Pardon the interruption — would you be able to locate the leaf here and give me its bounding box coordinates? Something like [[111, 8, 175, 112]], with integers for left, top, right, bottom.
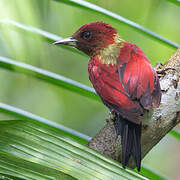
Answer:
[[55, 0, 179, 49], [0, 173, 26, 180], [141, 165, 168, 180], [167, 0, 180, 6], [0, 120, 149, 180], [0, 102, 90, 144], [0, 56, 99, 102], [0, 103, 168, 180], [169, 129, 180, 140], [0, 151, 76, 180], [0, 19, 85, 57]]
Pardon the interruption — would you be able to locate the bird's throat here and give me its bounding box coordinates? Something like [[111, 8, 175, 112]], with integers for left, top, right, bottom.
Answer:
[[94, 35, 124, 65]]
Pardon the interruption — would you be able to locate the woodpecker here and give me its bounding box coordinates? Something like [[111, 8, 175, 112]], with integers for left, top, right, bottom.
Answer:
[[54, 22, 161, 171]]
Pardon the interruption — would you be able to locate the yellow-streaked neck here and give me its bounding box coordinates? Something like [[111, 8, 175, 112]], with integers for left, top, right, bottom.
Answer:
[[95, 34, 125, 65]]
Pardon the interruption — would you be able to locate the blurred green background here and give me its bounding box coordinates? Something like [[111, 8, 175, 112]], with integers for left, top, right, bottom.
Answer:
[[0, 0, 179, 179]]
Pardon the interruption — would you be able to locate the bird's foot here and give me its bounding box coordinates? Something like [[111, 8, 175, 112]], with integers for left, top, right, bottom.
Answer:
[[114, 114, 121, 137], [154, 62, 163, 72], [106, 111, 120, 137], [153, 62, 175, 78], [106, 110, 116, 123]]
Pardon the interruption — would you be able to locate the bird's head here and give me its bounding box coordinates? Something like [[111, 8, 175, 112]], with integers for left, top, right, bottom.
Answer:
[[54, 22, 123, 57]]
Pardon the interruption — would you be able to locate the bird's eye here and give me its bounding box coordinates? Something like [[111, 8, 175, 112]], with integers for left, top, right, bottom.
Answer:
[[81, 31, 92, 40]]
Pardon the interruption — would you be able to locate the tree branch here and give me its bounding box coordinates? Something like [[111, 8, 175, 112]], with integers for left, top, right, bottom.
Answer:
[[88, 48, 180, 169]]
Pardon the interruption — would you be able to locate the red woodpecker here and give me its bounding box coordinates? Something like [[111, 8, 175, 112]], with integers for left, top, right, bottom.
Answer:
[[54, 22, 161, 171]]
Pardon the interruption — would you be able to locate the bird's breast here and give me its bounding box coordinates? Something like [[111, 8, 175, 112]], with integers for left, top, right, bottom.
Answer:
[[88, 58, 119, 90]]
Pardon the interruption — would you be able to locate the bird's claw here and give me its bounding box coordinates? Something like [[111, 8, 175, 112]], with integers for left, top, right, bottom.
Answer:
[[106, 110, 116, 123], [154, 62, 163, 71]]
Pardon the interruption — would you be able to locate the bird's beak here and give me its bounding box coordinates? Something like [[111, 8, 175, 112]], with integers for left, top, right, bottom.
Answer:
[[53, 37, 77, 47]]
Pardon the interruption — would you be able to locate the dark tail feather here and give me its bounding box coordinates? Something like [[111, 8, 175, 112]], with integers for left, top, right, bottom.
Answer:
[[115, 115, 142, 171]]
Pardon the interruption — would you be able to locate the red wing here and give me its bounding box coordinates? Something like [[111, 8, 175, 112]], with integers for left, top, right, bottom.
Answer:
[[97, 71, 137, 110], [118, 46, 157, 109], [94, 68, 143, 123]]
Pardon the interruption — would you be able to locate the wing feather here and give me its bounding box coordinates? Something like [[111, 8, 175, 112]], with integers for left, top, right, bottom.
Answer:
[[118, 44, 156, 104]]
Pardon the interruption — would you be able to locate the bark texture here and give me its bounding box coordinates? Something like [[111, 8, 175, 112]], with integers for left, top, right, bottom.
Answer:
[[88, 48, 180, 168]]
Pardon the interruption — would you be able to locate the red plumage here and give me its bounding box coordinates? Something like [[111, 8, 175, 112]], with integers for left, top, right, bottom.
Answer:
[[54, 22, 161, 171], [88, 42, 160, 124]]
